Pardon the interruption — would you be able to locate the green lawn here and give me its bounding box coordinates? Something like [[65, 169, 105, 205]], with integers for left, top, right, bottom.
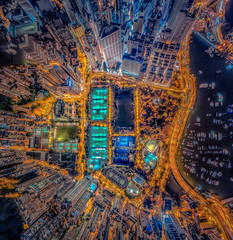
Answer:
[[56, 126, 77, 142]]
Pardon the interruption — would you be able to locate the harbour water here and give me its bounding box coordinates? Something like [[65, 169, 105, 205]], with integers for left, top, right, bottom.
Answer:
[[177, 34, 233, 200], [225, 0, 233, 28]]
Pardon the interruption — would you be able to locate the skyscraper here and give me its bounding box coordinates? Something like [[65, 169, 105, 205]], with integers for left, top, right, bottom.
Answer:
[[143, 0, 195, 86], [100, 23, 122, 71]]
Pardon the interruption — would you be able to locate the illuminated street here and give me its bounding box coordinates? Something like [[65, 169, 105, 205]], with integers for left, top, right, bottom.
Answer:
[[0, 0, 233, 239]]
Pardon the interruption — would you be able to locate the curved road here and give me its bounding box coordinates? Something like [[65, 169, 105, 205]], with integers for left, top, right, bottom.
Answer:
[[169, 36, 233, 240]]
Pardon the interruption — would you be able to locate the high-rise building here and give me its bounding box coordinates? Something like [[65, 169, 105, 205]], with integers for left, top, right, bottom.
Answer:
[[100, 23, 122, 71], [163, 214, 185, 240], [36, 0, 55, 12], [0, 110, 34, 149], [0, 67, 32, 100], [9, 4, 38, 38], [122, 33, 144, 77], [143, 0, 195, 86], [122, 56, 142, 76], [20, 35, 49, 66]]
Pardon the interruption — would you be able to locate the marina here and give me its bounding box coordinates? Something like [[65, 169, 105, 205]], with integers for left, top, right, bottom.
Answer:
[[178, 34, 233, 199]]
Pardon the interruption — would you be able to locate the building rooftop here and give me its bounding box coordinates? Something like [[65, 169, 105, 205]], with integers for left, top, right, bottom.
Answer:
[[100, 23, 120, 39]]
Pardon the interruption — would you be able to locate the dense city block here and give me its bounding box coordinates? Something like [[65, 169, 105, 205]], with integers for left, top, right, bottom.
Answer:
[[0, 0, 233, 239]]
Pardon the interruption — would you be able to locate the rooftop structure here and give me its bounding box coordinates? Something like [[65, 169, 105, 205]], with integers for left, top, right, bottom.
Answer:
[[122, 56, 142, 77], [100, 23, 122, 71], [54, 100, 74, 120], [162, 214, 185, 240], [48, 152, 76, 172], [29, 127, 49, 150]]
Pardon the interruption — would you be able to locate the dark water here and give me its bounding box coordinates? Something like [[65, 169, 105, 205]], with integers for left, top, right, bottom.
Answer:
[[114, 88, 134, 131], [225, 0, 233, 28], [178, 34, 233, 200]]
